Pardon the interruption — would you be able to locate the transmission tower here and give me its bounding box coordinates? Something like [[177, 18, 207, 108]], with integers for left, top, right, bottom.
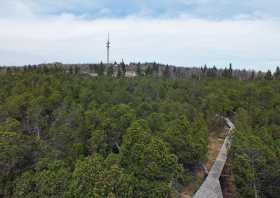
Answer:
[[106, 33, 111, 64]]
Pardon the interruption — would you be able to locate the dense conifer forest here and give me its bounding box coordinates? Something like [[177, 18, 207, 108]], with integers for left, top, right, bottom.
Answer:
[[0, 65, 279, 198]]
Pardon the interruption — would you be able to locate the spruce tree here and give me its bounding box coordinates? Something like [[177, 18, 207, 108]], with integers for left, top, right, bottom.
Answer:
[[163, 65, 170, 78], [265, 70, 273, 80], [274, 66, 280, 80], [120, 60, 126, 77], [107, 65, 114, 77], [136, 62, 142, 76]]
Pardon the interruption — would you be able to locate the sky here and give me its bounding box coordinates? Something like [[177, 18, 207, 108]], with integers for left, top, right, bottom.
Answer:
[[0, 0, 280, 71]]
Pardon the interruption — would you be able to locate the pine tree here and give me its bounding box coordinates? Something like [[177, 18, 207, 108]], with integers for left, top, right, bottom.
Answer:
[[212, 66, 218, 77], [163, 65, 170, 78], [136, 62, 142, 76], [152, 62, 159, 76], [264, 70, 273, 80], [117, 65, 122, 77], [250, 71, 255, 80], [120, 60, 126, 77], [222, 67, 228, 78], [274, 66, 280, 80], [107, 65, 114, 77], [89, 64, 94, 73], [203, 64, 207, 74], [173, 67, 177, 77], [97, 62, 105, 76], [229, 63, 233, 78], [145, 66, 152, 76], [222, 63, 233, 79], [74, 66, 80, 74], [69, 66, 74, 74]]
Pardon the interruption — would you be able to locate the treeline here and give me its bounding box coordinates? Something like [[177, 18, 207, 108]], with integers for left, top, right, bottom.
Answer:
[[1, 62, 280, 80], [0, 66, 279, 197]]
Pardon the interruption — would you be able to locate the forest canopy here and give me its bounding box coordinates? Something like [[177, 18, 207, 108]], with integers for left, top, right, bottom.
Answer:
[[0, 65, 279, 198]]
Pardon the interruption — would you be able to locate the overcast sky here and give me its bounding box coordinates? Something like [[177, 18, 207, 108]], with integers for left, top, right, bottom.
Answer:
[[0, 0, 280, 71]]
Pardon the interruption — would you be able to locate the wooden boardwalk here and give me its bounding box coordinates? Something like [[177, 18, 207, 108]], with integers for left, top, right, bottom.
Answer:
[[193, 118, 235, 198]]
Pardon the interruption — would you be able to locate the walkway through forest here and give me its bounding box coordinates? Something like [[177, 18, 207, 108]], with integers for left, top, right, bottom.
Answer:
[[179, 118, 234, 198]]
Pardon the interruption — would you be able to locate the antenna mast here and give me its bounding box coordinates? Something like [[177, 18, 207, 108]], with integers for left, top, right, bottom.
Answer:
[[106, 33, 111, 64]]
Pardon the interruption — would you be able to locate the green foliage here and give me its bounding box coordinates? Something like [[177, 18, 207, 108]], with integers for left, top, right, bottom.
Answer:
[[13, 160, 71, 198], [231, 108, 280, 197], [145, 66, 152, 76], [0, 118, 21, 132], [117, 61, 126, 77], [107, 65, 114, 76], [274, 66, 280, 80], [90, 104, 136, 157], [1, 66, 279, 197], [163, 65, 171, 78], [0, 131, 40, 197], [120, 120, 183, 197], [96, 62, 105, 76], [264, 70, 273, 80], [163, 115, 207, 168], [136, 62, 143, 76], [66, 155, 127, 198]]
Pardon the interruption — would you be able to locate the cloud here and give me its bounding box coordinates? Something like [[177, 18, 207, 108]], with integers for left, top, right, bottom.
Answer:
[[0, 10, 279, 71], [2, 0, 280, 19], [0, 1, 35, 18]]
